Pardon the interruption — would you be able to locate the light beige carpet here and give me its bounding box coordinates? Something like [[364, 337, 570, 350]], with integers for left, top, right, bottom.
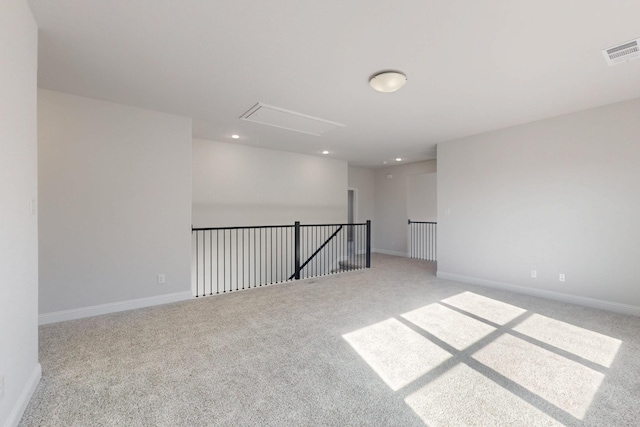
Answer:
[[20, 254, 640, 426]]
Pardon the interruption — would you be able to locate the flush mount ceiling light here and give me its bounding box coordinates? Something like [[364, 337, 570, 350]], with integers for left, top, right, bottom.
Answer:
[[369, 71, 407, 93], [395, 158, 402, 162], [322, 150, 330, 155], [231, 134, 240, 139]]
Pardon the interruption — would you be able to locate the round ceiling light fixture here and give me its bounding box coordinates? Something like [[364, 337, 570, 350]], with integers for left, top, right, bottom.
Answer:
[[369, 71, 407, 93], [231, 134, 240, 139]]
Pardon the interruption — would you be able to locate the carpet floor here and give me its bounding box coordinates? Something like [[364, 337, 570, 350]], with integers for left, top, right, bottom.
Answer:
[[20, 254, 640, 426]]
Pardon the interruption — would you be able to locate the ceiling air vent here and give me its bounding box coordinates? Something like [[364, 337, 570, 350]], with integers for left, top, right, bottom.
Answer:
[[602, 39, 640, 66], [240, 103, 345, 137]]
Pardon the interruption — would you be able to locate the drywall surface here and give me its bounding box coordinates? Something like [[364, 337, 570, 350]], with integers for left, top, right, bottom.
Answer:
[[347, 166, 375, 223], [407, 172, 437, 222], [438, 97, 640, 309], [38, 90, 192, 314], [192, 138, 347, 227], [373, 161, 437, 256], [0, 1, 40, 425]]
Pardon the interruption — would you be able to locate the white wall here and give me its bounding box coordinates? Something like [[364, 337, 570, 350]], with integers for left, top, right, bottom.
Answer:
[[38, 90, 193, 316], [192, 138, 347, 227], [407, 172, 437, 222], [347, 166, 375, 223], [373, 161, 437, 256], [438, 97, 640, 314], [0, 1, 41, 425]]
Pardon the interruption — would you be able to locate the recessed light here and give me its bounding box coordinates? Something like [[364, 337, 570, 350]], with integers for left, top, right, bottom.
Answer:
[[231, 134, 240, 139], [395, 158, 402, 162], [322, 150, 330, 155], [369, 71, 407, 93]]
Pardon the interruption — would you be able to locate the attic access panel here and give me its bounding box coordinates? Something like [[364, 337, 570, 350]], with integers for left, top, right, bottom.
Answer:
[[240, 103, 345, 137]]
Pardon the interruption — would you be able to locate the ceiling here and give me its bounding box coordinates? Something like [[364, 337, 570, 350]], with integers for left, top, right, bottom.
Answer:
[[28, 0, 640, 167]]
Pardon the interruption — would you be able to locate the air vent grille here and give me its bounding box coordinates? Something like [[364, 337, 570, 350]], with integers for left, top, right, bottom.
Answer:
[[602, 39, 640, 66]]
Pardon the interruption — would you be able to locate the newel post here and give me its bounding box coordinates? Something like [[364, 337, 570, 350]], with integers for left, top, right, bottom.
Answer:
[[294, 221, 301, 280], [366, 220, 371, 268]]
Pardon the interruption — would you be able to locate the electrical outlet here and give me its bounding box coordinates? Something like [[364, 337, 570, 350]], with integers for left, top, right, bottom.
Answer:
[[531, 270, 537, 278], [559, 273, 565, 282], [157, 274, 166, 284], [0, 375, 4, 402]]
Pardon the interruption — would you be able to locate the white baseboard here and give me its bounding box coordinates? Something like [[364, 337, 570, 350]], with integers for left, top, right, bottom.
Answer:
[[39, 291, 193, 325], [437, 271, 640, 317], [373, 248, 409, 258], [5, 363, 41, 427]]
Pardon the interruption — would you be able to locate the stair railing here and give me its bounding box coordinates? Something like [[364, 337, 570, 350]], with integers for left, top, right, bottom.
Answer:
[[408, 219, 437, 261], [192, 220, 371, 297]]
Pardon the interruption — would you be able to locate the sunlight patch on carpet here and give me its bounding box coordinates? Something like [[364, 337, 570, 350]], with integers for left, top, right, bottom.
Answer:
[[401, 303, 497, 350], [512, 313, 621, 368], [472, 334, 604, 419], [405, 363, 562, 427], [441, 292, 526, 325], [343, 318, 451, 391]]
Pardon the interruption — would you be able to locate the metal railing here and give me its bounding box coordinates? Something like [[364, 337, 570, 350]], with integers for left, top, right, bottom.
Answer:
[[192, 220, 371, 297], [408, 220, 437, 261]]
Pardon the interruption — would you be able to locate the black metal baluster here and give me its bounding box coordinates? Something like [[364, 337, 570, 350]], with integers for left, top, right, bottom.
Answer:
[[324, 226, 328, 274], [195, 231, 199, 297], [425, 224, 431, 261], [362, 224, 365, 269], [201, 230, 205, 296], [350, 225, 354, 271], [429, 223, 432, 260], [279, 227, 283, 282], [241, 228, 245, 290], [417, 222, 420, 259], [229, 230, 233, 292], [325, 226, 329, 275], [294, 222, 300, 280], [344, 225, 348, 271], [258, 228, 267, 286], [223, 230, 227, 293], [209, 230, 212, 295], [359, 224, 362, 270], [215, 230, 219, 294], [418, 222, 421, 259], [360, 225, 367, 268], [332, 225, 336, 274]]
